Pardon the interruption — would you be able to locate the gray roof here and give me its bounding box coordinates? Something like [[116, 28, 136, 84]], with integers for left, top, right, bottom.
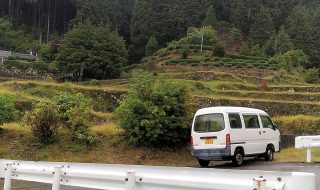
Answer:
[[0, 50, 12, 58]]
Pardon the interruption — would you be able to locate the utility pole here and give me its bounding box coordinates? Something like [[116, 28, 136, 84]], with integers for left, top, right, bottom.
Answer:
[[200, 33, 204, 53]]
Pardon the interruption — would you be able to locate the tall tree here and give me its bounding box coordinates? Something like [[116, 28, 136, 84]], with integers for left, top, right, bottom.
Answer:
[[249, 7, 274, 46], [310, 6, 320, 66], [265, 26, 293, 56], [286, 5, 313, 58], [230, 0, 262, 37], [130, 0, 212, 62], [145, 35, 159, 57], [203, 5, 217, 27], [56, 22, 127, 81]]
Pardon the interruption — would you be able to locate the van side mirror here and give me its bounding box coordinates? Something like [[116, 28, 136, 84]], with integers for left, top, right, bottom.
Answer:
[[272, 124, 278, 131]]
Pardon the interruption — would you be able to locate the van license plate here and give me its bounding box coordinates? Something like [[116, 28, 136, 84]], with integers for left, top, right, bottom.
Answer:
[[205, 139, 214, 144]]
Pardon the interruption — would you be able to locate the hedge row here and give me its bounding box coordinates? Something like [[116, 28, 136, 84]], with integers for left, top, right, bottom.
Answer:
[[225, 54, 268, 61], [4, 60, 48, 71], [164, 59, 279, 69]]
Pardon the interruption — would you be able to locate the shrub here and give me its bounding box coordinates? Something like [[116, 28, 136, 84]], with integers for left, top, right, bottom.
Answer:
[[213, 44, 225, 57], [72, 126, 97, 146], [54, 93, 92, 129], [4, 60, 48, 71], [222, 58, 233, 62], [0, 94, 19, 126], [204, 57, 210, 62], [305, 68, 320, 84], [195, 82, 206, 90], [89, 79, 101, 86], [145, 35, 159, 57], [212, 62, 223, 67], [270, 50, 309, 71], [154, 48, 170, 57], [179, 26, 218, 46], [115, 71, 189, 148], [180, 46, 190, 59], [54, 93, 96, 146], [23, 99, 60, 144], [274, 115, 320, 135]]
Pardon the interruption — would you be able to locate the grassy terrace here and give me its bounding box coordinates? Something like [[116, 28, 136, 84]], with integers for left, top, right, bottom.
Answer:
[[1, 67, 320, 164]]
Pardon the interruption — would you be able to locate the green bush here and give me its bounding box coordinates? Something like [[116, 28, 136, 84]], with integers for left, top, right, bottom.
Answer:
[[4, 60, 48, 71], [180, 46, 190, 59], [54, 93, 92, 129], [169, 59, 200, 64], [89, 79, 102, 86], [23, 99, 60, 144], [212, 62, 223, 67], [0, 94, 19, 126], [305, 68, 320, 84], [154, 48, 170, 57], [145, 35, 159, 57], [54, 93, 96, 146], [222, 58, 233, 62], [270, 50, 309, 71], [225, 54, 265, 61], [179, 26, 218, 46], [115, 71, 189, 148], [274, 115, 320, 135], [213, 44, 225, 57]]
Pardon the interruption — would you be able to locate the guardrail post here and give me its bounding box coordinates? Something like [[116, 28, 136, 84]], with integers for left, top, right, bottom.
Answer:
[[253, 176, 266, 190], [52, 167, 62, 190], [307, 148, 312, 163], [3, 164, 13, 190], [125, 170, 136, 190]]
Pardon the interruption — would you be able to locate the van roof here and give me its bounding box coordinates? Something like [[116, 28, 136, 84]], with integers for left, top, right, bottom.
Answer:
[[195, 106, 268, 115]]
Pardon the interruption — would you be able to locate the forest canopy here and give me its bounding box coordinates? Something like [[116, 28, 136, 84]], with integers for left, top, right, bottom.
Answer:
[[1, 0, 320, 67]]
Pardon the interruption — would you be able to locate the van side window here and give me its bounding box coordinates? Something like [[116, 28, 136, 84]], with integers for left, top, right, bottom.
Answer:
[[228, 114, 242, 129], [243, 115, 260, 129], [260, 115, 274, 129]]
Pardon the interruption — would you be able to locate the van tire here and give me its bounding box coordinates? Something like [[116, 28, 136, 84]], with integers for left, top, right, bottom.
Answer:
[[232, 149, 244, 166], [265, 146, 274, 161], [197, 159, 210, 167]]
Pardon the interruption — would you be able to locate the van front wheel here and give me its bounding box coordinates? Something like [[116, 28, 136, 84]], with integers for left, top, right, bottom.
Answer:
[[197, 159, 210, 167], [265, 146, 274, 161]]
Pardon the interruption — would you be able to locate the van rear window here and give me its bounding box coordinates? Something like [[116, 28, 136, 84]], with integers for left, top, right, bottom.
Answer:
[[194, 114, 225, 132]]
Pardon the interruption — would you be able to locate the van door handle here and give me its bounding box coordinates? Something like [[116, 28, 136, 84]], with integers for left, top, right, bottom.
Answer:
[[263, 131, 266, 133]]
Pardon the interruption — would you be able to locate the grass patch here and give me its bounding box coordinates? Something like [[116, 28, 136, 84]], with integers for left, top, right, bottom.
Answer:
[[275, 148, 320, 163]]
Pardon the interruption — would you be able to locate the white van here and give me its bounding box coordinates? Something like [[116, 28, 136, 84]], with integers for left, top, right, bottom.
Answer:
[[191, 107, 280, 167]]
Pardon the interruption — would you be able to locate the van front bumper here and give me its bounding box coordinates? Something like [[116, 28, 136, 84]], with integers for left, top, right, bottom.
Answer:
[[191, 146, 231, 160]]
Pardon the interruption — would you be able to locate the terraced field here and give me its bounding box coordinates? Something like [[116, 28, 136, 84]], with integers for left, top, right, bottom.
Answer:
[[0, 65, 320, 164]]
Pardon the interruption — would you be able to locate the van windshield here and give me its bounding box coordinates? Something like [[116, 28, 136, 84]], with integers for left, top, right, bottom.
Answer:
[[194, 114, 225, 133]]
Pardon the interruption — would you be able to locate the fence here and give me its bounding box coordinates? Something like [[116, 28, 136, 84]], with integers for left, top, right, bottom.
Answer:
[[295, 135, 320, 163], [0, 160, 316, 190]]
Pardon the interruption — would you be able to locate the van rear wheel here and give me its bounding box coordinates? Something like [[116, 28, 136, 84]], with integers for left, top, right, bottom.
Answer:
[[197, 159, 210, 167], [232, 149, 244, 166]]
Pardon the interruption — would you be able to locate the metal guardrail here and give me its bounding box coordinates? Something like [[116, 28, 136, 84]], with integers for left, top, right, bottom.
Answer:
[[295, 135, 320, 163], [0, 160, 316, 190]]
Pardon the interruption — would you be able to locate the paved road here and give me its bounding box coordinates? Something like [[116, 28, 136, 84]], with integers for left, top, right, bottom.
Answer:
[[1, 159, 319, 190]]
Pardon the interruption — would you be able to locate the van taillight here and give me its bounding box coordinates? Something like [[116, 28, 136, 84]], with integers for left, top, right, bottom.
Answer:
[[226, 134, 231, 145], [190, 136, 193, 145]]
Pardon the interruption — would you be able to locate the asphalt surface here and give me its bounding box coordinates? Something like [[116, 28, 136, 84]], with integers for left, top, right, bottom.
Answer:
[[1, 159, 319, 190]]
